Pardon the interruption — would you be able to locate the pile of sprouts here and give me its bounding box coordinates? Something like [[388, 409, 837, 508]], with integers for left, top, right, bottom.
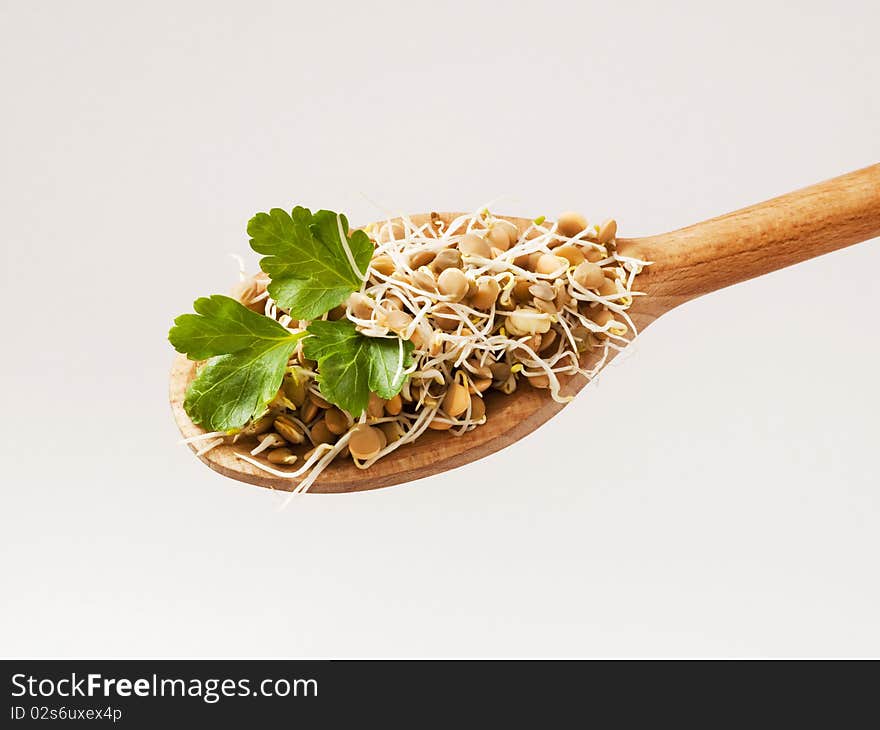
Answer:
[[184, 209, 650, 493]]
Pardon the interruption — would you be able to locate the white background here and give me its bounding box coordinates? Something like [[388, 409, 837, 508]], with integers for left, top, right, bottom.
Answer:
[[2, 0, 878, 657]]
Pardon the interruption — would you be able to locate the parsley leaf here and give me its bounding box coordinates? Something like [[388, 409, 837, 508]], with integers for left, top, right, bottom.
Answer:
[[169, 294, 293, 361], [248, 207, 373, 320], [169, 295, 304, 431], [302, 319, 414, 416]]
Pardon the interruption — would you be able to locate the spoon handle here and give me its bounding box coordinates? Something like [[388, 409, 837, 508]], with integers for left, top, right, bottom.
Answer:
[[620, 163, 880, 313]]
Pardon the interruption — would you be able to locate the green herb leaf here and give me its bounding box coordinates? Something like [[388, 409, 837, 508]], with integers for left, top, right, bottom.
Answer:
[[302, 320, 414, 416], [169, 295, 304, 431], [169, 294, 293, 361], [248, 207, 373, 320], [183, 343, 296, 432]]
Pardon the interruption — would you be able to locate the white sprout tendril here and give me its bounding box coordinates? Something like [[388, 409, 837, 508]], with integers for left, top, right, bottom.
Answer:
[[338, 213, 366, 283]]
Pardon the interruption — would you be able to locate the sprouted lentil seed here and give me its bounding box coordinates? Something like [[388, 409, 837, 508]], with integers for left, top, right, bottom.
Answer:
[[191, 208, 649, 493]]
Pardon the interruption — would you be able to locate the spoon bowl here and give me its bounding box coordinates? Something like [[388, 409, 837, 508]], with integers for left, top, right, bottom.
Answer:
[[170, 212, 618, 493], [170, 165, 880, 493]]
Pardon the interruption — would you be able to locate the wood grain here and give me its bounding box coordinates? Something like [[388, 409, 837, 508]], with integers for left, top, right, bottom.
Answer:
[[169, 165, 880, 493], [617, 163, 880, 318]]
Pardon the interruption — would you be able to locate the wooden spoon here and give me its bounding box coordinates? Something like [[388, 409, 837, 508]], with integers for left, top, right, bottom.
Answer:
[[170, 164, 880, 493]]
